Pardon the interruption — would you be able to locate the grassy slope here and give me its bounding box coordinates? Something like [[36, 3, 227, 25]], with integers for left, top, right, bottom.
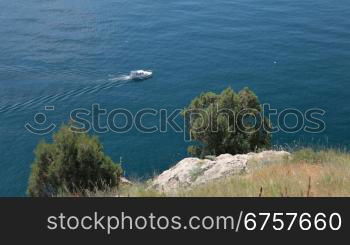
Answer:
[[116, 149, 350, 197]]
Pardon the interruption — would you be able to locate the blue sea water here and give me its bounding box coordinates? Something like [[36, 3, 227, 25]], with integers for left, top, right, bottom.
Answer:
[[0, 0, 349, 196]]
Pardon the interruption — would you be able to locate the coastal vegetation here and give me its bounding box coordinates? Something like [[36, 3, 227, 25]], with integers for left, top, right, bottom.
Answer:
[[27, 125, 122, 197], [26, 88, 350, 197], [182, 87, 271, 157], [48, 145, 350, 197]]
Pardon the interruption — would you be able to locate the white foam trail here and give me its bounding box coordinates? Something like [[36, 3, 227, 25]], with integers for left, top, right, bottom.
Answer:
[[109, 74, 131, 82], [0, 73, 133, 114]]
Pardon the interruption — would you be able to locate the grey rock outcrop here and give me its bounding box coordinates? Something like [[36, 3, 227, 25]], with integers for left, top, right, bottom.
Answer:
[[151, 151, 290, 193]]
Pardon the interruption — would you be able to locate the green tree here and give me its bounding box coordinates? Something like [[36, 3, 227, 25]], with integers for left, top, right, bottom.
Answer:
[[27, 125, 122, 197], [182, 87, 271, 157]]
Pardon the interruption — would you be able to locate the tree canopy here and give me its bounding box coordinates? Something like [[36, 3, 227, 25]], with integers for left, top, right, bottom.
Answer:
[[27, 125, 122, 197], [182, 87, 271, 157]]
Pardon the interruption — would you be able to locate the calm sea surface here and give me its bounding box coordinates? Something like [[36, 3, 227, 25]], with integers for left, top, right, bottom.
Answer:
[[0, 0, 349, 196]]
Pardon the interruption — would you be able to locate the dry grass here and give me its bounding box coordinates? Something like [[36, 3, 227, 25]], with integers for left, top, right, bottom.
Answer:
[[60, 148, 350, 197], [117, 148, 350, 197]]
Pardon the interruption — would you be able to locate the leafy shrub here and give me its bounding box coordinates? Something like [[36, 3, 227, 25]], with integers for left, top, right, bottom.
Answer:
[[182, 87, 271, 157], [27, 125, 122, 197]]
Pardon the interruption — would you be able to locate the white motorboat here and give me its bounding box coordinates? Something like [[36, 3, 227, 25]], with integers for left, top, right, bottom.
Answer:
[[129, 70, 153, 80]]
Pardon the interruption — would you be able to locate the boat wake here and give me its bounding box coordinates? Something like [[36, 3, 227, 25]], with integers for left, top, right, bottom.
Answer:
[[0, 74, 133, 114]]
